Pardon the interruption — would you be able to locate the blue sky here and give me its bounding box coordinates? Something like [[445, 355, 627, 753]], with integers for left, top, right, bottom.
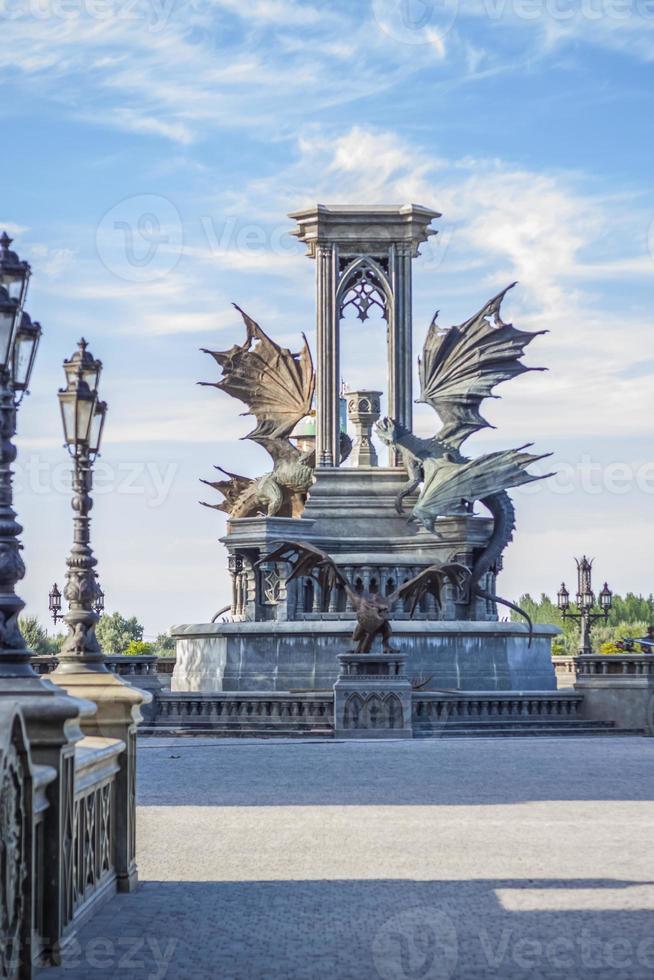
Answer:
[[1, 0, 653, 636]]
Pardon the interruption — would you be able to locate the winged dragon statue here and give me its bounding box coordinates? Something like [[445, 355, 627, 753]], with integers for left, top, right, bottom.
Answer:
[[261, 540, 469, 654], [200, 305, 350, 519], [376, 283, 554, 620]]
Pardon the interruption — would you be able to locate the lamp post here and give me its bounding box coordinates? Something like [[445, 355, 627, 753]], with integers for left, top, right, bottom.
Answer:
[[54, 339, 108, 669], [557, 556, 613, 655], [49, 340, 150, 896], [0, 234, 41, 680]]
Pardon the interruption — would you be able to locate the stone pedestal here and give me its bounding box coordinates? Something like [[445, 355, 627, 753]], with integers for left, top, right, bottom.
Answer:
[[344, 390, 382, 467], [334, 649, 412, 738]]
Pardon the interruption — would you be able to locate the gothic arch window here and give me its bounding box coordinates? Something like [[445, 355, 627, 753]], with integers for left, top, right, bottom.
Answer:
[[337, 257, 391, 324]]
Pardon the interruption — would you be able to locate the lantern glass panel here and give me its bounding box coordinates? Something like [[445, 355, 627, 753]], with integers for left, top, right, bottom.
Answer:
[[60, 395, 77, 445], [0, 304, 16, 369], [75, 395, 95, 445], [89, 401, 106, 455], [12, 321, 40, 391]]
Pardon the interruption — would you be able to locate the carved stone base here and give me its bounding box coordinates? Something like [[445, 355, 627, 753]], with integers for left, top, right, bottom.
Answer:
[[334, 649, 413, 738]]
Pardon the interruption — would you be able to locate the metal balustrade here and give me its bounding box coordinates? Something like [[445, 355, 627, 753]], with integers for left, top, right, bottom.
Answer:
[[0, 698, 135, 977]]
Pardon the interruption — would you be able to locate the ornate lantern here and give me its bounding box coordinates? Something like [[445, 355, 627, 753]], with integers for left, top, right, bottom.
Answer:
[[12, 312, 42, 402], [58, 341, 105, 458], [599, 582, 613, 615], [48, 582, 62, 624], [0, 232, 31, 309]]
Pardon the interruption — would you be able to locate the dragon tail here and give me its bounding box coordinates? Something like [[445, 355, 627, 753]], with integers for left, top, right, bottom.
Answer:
[[474, 586, 534, 646]]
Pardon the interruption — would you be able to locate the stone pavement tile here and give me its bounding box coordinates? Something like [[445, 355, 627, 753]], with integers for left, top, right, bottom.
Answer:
[[36, 737, 654, 980], [37, 879, 654, 980]]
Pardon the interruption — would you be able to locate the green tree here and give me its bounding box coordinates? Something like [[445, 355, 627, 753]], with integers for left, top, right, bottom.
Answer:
[[607, 593, 653, 627], [19, 615, 50, 655], [95, 612, 144, 655], [152, 632, 175, 657], [124, 640, 154, 657]]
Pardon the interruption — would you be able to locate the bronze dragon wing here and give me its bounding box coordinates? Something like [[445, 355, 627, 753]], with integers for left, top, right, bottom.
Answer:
[[418, 283, 546, 450], [388, 562, 470, 617], [416, 446, 554, 527], [199, 467, 253, 513], [200, 304, 315, 464], [259, 540, 353, 602]]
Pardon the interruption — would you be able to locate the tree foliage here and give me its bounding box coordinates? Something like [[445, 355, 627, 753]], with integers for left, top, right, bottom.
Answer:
[[95, 612, 144, 655], [124, 640, 154, 657], [152, 632, 175, 657], [19, 616, 65, 655], [19, 616, 51, 655]]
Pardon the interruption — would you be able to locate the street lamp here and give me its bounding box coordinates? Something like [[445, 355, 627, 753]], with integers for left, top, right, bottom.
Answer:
[[557, 556, 613, 655], [55, 339, 108, 667], [94, 581, 105, 616], [0, 232, 41, 681], [49, 582, 63, 624]]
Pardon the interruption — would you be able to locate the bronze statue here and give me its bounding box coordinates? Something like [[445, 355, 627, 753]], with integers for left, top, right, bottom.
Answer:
[[376, 284, 554, 617], [200, 306, 350, 518], [260, 540, 469, 653]]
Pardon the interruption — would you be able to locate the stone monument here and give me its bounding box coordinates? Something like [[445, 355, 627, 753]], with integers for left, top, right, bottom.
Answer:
[[172, 204, 558, 694]]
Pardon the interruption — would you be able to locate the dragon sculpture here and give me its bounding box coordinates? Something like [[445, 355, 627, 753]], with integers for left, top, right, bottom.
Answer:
[[376, 283, 554, 621], [200, 305, 350, 519], [261, 540, 469, 653]]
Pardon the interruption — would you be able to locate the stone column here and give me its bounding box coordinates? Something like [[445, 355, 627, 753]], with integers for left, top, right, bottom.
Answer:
[[315, 243, 339, 468], [345, 390, 382, 467], [388, 243, 413, 466]]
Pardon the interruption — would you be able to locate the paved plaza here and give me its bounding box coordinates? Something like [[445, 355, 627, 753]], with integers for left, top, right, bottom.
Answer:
[[41, 736, 654, 980]]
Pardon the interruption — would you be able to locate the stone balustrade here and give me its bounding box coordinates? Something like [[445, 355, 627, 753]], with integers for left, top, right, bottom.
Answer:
[[145, 688, 593, 737], [413, 691, 584, 726], [575, 654, 654, 676], [33, 653, 159, 676], [150, 691, 334, 734]]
